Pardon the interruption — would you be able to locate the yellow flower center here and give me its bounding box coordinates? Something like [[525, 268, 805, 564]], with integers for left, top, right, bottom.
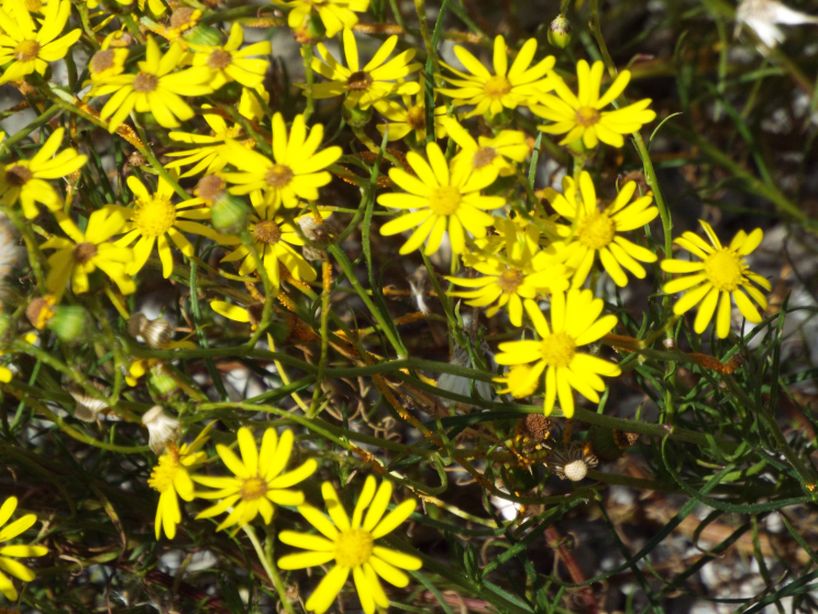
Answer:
[[539, 331, 576, 368], [575, 106, 601, 127], [90, 49, 115, 73], [407, 105, 425, 129], [5, 164, 32, 186], [703, 249, 743, 291], [335, 528, 374, 568], [208, 49, 232, 70], [251, 220, 282, 245], [264, 164, 294, 188], [133, 71, 159, 93], [577, 211, 615, 249], [148, 448, 181, 493], [497, 267, 524, 293], [74, 242, 97, 264], [240, 476, 268, 501], [428, 186, 461, 216], [15, 39, 40, 62], [473, 147, 497, 169], [347, 70, 373, 91], [484, 75, 511, 99], [133, 196, 177, 237]]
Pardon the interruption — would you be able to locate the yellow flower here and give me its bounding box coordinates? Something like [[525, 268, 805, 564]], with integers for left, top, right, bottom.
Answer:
[[532, 59, 656, 149], [221, 112, 342, 211], [0, 127, 87, 219], [90, 37, 213, 132], [190, 22, 271, 89], [283, 0, 370, 38], [165, 111, 248, 178], [0, 0, 81, 84], [374, 88, 448, 143], [41, 208, 135, 298], [661, 220, 771, 338], [439, 35, 555, 118], [495, 289, 620, 418], [309, 29, 421, 109], [493, 364, 539, 399], [148, 434, 208, 540], [194, 427, 317, 531], [549, 171, 658, 288], [0, 496, 48, 601], [441, 116, 529, 186], [220, 206, 319, 289], [378, 142, 505, 255], [448, 241, 569, 327], [116, 175, 222, 278], [278, 477, 421, 614], [87, 30, 131, 84]]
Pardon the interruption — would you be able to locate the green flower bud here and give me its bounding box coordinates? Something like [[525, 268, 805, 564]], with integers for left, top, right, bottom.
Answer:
[[211, 193, 249, 235], [47, 305, 88, 343], [344, 104, 373, 129], [149, 366, 178, 397], [184, 25, 222, 46], [547, 14, 571, 49]]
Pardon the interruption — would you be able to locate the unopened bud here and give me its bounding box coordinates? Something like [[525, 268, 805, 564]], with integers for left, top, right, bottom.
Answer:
[[547, 14, 571, 49], [149, 365, 178, 397], [47, 305, 88, 343], [211, 193, 249, 235], [184, 24, 222, 46]]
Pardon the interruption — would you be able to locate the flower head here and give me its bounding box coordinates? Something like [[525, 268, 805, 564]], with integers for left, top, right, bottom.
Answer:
[[278, 476, 422, 614], [309, 29, 421, 109], [115, 175, 222, 278], [439, 36, 555, 118], [532, 60, 656, 149], [284, 0, 370, 39], [495, 289, 621, 418], [0, 496, 49, 600], [40, 208, 135, 297], [549, 171, 658, 288], [91, 37, 213, 132], [221, 112, 342, 211], [661, 220, 771, 338], [735, 0, 818, 49], [190, 22, 271, 89], [148, 431, 209, 540], [194, 427, 317, 531], [0, 127, 87, 219], [165, 112, 248, 178], [442, 116, 529, 186], [378, 141, 505, 255], [0, 0, 81, 84], [374, 88, 448, 143]]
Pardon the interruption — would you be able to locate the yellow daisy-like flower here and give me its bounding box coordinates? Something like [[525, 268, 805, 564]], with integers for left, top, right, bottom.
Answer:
[[220, 206, 319, 289], [41, 208, 135, 298], [373, 88, 448, 143], [378, 142, 505, 255], [309, 29, 421, 109], [495, 289, 621, 418], [90, 36, 213, 132], [442, 116, 529, 186], [532, 59, 656, 149], [448, 247, 570, 327], [549, 171, 658, 288], [148, 436, 208, 540], [220, 112, 342, 211], [190, 22, 271, 89], [661, 220, 771, 338], [0, 0, 81, 84], [278, 476, 421, 614], [165, 112, 248, 178], [194, 426, 317, 531], [283, 0, 370, 39], [439, 35, 555, 118], [0, 496, 48, 601], [0, 127, 87, 219], [116, 175, 222, 278]]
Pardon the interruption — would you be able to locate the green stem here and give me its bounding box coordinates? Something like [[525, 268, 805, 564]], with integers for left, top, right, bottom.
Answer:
[[242, 525, 295, 614]]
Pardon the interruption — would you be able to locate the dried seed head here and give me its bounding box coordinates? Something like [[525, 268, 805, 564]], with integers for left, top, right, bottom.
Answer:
[[142, 405, 180, 454]]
